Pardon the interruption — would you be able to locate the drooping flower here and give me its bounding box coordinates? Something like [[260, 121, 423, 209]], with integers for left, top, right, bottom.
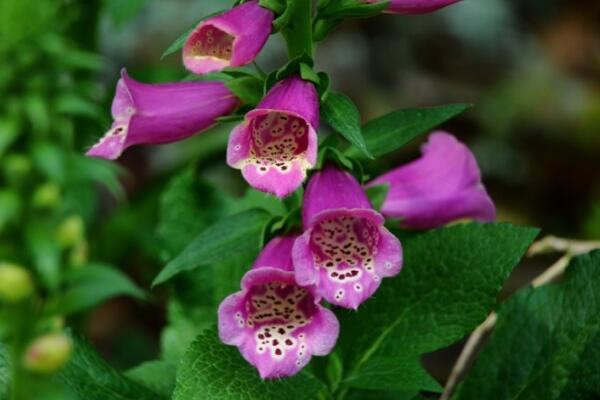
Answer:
[[183, 1, 274, 74], [227, 75, 319, 197], [219, 235, 339, 379], [86, 69, 239, 160], [293, 166, 402, 310], [363, 0, 461, 15], [368, 131, 496, 229]]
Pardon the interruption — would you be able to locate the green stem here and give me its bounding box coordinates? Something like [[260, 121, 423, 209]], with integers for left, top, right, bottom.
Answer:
[[9, 317, 25, 400], [282, 0, 314, 58]]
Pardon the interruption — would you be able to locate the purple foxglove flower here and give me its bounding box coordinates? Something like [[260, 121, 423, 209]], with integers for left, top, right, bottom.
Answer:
[[363, 0, 461, 14], [218, 235, 339, 379], [368, 131, 496, 229], [86, 69, 239, 160], [183, 1, 273, 74], [227, 75, 319, 197], [293, 166, 402, 310]]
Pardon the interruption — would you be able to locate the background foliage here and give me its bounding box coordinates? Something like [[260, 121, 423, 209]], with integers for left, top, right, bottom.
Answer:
[[0, 0, 599, 399]]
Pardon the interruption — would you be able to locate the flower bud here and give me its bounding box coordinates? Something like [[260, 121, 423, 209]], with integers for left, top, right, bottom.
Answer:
[[0, 263, 34, 303], [23, 333, 72, 374], [56, 216, 85, 249], [32, 182, 61, 209]]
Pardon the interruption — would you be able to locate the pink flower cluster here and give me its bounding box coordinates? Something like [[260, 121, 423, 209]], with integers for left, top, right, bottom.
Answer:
[[86, 0, 496, 379]]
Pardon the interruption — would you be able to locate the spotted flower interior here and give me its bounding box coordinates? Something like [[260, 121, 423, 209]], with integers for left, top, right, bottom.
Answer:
[[187, 25, 234, 63], [240, 281, 316, 363], [310, 215, 384, 302], [245, 112, 309, 174]]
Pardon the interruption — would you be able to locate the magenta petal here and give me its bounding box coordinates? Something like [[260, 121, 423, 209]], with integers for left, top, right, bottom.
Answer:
[[303, 165, 372, 228], [363, 0, 462, 14], [252, 235, 299, 271], [86, 69, 239, 160], [183, 1, 273, 74], [369, 131, 496, 229], [218, 266, 339, 379], [227, 76, 319, 197], [387, 0, 462, 14], [257, 75, 320, 130], [293, 208, 402, 310]]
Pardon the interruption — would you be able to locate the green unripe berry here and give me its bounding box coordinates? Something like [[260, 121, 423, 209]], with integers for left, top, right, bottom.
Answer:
[[32, 182, 61, 209], [0, 263, 34, 303], [23, 333, 72, 374], [56, 216, 85, 248]]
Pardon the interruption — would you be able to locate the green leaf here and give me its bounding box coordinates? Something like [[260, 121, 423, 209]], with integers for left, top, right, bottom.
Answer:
[[26, 223, 61, 291], [49, 263, 146, 315], [0, 343, 8, 400], [56, 330, 164, 400], [160, 10, 225, 59], [454, 250, 600, 400], [157, 169, 232, 259], [225, 76, 264, 106], [172, 329, 325, 400], [0, 190, 20, 232], [102, 0, 152, 28], [318, 0, 389, 19], [338, 223, 539, 392], [365, 183, 389, 211], [153, 209, 272, 286], [351, 104, 472, 158], [299, 62, 320, 84], [125, 361, 177, 398], [322, 92, 373, 159], [229, 188, 287, 217]]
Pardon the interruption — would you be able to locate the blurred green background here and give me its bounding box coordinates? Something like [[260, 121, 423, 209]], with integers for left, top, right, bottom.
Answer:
[[1, 0, 599, 387]]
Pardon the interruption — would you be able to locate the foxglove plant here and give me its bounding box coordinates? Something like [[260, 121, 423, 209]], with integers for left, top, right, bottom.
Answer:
[[293, 165, 402, 309], [227, 75, 319, 197], [81, 1, 553, 397], [87, 69, 239, 160], [363, 0, 462, 14], [369, 132, 496, 229], [218, 236, 339, 378], [183, 1, 274, 74]]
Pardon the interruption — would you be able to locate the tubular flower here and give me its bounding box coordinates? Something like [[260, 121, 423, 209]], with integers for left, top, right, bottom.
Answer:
[[364, 0, 461, 14], [293, 166, 402, 310], [183, 1, 274, 74], [218, 236, 339, 379], [368, 132, 496, 229], [86, 69, 239, 160], [227, 75, 319, 197]]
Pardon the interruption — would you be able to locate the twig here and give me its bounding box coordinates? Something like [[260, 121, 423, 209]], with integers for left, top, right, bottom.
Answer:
[[439, 313, 497, 400], [439, 235, 600, 399], [527, 235, 600, 257]]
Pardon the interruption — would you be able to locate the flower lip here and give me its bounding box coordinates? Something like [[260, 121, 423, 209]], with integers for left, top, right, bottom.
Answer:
[[227, 108, 318, 198], [183, 23, 235, 74], [219, 266, 337, 379], [293, 206, 402, 310]]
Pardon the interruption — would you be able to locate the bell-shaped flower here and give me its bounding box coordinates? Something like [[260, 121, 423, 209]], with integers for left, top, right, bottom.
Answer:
[[293, 166, 402, 310], [227, 75, 319, 197], [218, 235, 339, 379], [363, 0, 461, 15], [86, 69, 239, 160], [368, 132, 496, 229], [183, 1, 273, 74]]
